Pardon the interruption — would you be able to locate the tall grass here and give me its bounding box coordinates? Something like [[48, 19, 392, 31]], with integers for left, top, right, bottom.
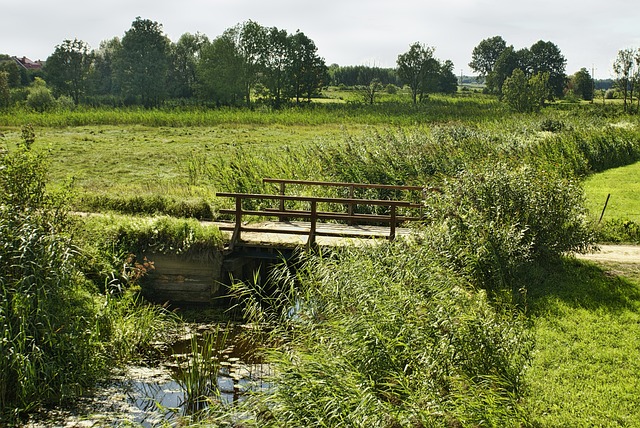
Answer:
[[224, 160, 594, 426], [0, 139, 105, 421]]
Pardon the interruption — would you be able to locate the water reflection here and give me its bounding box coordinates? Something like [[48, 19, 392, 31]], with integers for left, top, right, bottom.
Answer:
[[119, 324, 272, 426]]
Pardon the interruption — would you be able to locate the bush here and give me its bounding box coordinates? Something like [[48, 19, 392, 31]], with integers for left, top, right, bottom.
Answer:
[[0, 141, 104, 421], [423, 163, 595, 291], [25, 79, 54, 112]]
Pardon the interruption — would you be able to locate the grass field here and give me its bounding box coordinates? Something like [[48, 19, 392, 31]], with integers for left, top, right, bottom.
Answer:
[[525, 258, 640, 426], [584, 161, 640, 223]]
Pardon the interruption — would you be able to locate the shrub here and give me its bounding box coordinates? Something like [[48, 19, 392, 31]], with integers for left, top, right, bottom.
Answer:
[[422, 162, 595, 291], [0, 141, 104, 421], [25, 79, 55, 112]]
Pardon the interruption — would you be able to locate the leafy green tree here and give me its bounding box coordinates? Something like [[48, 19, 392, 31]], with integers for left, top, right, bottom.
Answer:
[[0, 60, 20, 88], [502, 69, 549, 112], [360, 78, 383, 104], [88, 37, 122, 100], [0, 71, 9, 109], [437, 59, 459, 94], [167, 32, 209, 99], [116, 17, 170, 107], [44, 39, 94, 104], [286, 30, 327, 103], [486, 46, 522, 94], [197, 33, 246, 105], [469, 35, 507, 79], [613, 48, 639, 112], [261, 26, 290, 108], [570, 68, 594, 101], [237, 21, 269, 106], [528, 40, 567, 99], [396, 42, 439, 104]]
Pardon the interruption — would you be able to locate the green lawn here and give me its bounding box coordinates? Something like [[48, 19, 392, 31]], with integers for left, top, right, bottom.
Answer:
[[526, 259, 640, 426], [584, 161, 640, 223]]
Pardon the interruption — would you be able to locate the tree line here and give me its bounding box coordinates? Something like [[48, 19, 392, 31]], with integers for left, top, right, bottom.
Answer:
[[0, 18, 458, 110], [1, 22, 638, 112]]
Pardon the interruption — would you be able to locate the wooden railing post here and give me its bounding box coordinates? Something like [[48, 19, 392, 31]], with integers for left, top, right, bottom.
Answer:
[[348, 184, 355, 225], [308, 200, 317, 248], [278, 182, 286, 221], [230, 196, 243, 250], [389, 204, 396, 241]]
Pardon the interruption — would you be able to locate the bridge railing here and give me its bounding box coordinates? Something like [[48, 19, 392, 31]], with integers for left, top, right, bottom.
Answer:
[[262, 178, 426, 221], [215, 190, 424, 250]]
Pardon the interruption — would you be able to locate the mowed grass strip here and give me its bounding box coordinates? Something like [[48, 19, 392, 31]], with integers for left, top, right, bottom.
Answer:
[[525, 259, 640, 426], [584, 160, 640, 223]]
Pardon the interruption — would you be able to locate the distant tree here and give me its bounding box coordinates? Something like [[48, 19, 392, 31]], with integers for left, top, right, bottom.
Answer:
[[44, 39, 94, 104], [286, 30, 327, 103], [237, 21, 269, 106], [486, 46, 522, 94], [0, 60, 20, 88], [396, 42, 439, 104], [197, 33, 246, 105], [469, 35, 507, 79], [437, 59, 459, 94], [570, 68, 594, 101], [329, 65, 400, 87], [613, 48, 636, 112], [0, 71, 10, 109], [168, 32, 209, 99], [528, 40, 567, 99], [116, 17, 170, 107], [89, 37, 121, 99], [502, 69, 549, 113], [259, 27, 290, 108], [361, 78, 383, 104]]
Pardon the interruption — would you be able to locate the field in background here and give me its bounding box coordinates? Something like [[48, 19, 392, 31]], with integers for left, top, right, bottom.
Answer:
[[584, 161, 640, 223]]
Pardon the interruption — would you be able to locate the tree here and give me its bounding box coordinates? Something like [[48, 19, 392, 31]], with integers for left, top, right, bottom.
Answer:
[[361, 78, 383, 104], [26, 77, 54, 112], [469, 35, 507, 79], [44, 39, 94, 104], [0, 71, 9, 109], [528, 40, 567, 99], [261, 26, 290, 108], [0, 60, 20, 88], [167, 32, 209, 99], [396, 42, 439, 104], [613, 48, 635, 111], [286, 31, 327, 103], [486, 46, 522, 94], [88, 37, 121, 100], [570, 68, 594, 101], [116, 17, 170, 107], [197, 33, 246, 105], [437, 59, 459, 94], [502, 69, 549, 113]]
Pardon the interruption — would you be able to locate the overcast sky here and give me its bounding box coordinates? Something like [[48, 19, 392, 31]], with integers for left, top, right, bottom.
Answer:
[[2, 0, 639, 78]]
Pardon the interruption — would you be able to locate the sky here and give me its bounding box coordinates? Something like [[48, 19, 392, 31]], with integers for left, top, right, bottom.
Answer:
[[2, 0, 639, 79]]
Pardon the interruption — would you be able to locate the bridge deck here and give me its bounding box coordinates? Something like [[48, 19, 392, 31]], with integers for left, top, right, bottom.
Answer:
[[210, 220, 414, 248]]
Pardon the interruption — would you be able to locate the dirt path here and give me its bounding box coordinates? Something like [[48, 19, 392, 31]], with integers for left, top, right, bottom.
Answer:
[[575, 245, 640, 263]]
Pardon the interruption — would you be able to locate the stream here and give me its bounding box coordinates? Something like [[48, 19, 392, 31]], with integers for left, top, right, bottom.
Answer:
[[24, 324, 272, 427]]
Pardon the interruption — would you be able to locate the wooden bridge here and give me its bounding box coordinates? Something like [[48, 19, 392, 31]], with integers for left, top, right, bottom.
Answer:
[[215, 178, 426, 251], [144, 179, 429, 304]]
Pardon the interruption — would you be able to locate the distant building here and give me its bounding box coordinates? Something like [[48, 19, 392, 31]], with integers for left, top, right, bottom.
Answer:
[[12, 56, 43, 70]]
